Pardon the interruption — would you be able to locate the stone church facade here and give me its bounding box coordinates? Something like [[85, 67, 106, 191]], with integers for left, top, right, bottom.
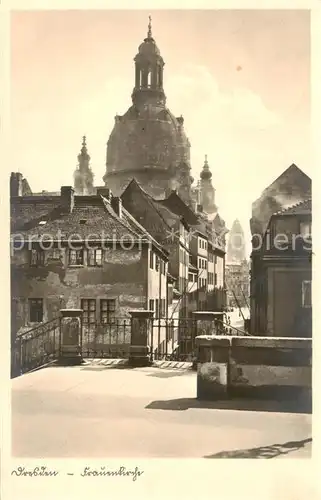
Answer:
[[103, 18, 193, 204], [73, 18, 219, 220]]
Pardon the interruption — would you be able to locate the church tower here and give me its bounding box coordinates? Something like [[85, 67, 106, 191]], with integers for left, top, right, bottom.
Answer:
[[74, 136, 94, 195], [199, 155, 217, 216], [103, 17, 193, 202], [131, 16, 166, 109]]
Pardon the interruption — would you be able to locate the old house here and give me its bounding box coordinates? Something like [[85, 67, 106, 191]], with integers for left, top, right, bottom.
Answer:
[[10, 174, 169, 345], [121, 179, 191, 317], [250, 165, 312, 336]]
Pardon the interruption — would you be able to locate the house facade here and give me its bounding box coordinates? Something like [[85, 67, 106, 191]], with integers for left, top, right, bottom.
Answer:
[[250, 166, 312, 337], [10, 177, 169, 343]]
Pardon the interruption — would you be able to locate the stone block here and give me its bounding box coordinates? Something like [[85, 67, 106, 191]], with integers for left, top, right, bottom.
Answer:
[[230, 336, 312, 406], [195, 336, 231, 400]]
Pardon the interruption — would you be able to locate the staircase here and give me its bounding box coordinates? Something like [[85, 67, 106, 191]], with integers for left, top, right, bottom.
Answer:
[[11, 317, 61, 377]]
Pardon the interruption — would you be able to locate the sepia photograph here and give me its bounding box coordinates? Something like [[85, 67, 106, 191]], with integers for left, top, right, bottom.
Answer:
[[9, 9, 312, 462]]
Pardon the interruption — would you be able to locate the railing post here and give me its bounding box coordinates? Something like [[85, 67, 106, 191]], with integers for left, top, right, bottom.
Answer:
[[58, 309, 83, 366], [128, 310, 154, 367]]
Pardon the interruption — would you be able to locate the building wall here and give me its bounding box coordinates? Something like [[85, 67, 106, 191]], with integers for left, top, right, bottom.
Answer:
[[11, 244, 149, 336], [267, 265, 312, 337], [216, 254, 225, 288], [147, 247, 167, 317]]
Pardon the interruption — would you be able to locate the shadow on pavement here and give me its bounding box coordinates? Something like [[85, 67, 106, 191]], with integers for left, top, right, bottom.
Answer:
[[145, 397, 312, 414], [204, 437, 312, 458]]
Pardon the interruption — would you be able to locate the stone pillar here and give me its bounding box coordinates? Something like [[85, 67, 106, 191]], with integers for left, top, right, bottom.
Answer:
[[195, 335, 231, 400], [129, 310, 154, 367], [192, 311, 226, 336], [58, 309, 83, 365]]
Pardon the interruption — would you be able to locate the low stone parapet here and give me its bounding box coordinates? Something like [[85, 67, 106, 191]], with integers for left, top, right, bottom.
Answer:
[[230, 336, 312, 403], [195, 335, 312, 408]]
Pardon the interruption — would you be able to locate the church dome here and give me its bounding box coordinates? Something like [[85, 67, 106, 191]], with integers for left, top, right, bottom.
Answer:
[[103, 17, 192, 201], [106, 104, 190, 176]]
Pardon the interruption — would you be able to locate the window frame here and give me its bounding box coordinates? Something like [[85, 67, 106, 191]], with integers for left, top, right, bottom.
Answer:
[[30, 249, 45, 267], [100, 299, 116, 324], [69, 249, 84, 266], [302, 280, 312, 308], [149, 251, 154, 269], [81, 299, 96, 324], [29, 298, 43, 323], [87, 248, 103, 267]]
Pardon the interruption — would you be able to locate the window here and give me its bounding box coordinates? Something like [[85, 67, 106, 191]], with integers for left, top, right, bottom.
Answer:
[[189, 254, 192, 264], [198, 258, 201, 268], [155, 299, 159, 319], [155, 256, 160, 272], [100, 299, 116, 324], [188, 273, 193, 282], [300, 222, 312, 239], [204, 260, 207, 270], [30, 249, 44, 266], [214, 273, 217, 286], [52, 249, 60, 259], [302, 281, 312, 308], [149, 299, 154, 312], [29, 298, 43, 323], [160, 298, 166, 318], [81, 299, 96, 323], [209, 252, 214, 263], [87, 249, 103, 267], [149, 251, 154, 269], [69, 249, 84, 266]]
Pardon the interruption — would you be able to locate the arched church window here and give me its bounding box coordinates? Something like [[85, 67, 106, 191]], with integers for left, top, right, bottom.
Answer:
[[147, 70, 152, 87]]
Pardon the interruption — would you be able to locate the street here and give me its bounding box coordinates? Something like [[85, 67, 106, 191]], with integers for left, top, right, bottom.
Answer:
[[12, 364, 311, 458]]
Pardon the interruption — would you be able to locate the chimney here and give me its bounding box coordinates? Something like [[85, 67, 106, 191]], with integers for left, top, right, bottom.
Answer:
[[111, 196, 122, 218], [60, 186, 74, 213], [10, 172, 23, 197], [97, 187, 113, 201]]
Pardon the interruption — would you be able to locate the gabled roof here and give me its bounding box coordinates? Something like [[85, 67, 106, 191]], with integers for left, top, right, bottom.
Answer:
[[121, 179, 182, 244], [11, 194, 140, 241], [273, 198, 312, 216], [160, 191, 199, 225], [261, 164, 311, 196]]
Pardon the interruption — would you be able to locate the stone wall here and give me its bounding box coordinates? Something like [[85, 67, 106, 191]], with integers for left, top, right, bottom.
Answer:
[[195, 335, 312, 410]]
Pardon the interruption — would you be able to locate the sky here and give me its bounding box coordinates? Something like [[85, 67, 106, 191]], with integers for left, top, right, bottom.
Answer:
[[10, 10, 311, 257]]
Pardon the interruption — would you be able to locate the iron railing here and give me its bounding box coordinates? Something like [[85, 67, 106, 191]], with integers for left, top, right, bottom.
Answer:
[[150, 317, 197, 362], [12, 316, 61, 376], [150, 316, 253, 362], [81, 318, 131, 359]]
